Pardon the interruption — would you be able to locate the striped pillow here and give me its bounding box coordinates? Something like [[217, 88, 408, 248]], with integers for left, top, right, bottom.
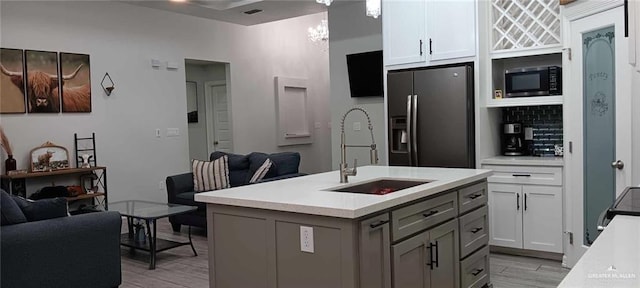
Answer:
[[192, 156, 230, 192], [249, 159, 273, 184]]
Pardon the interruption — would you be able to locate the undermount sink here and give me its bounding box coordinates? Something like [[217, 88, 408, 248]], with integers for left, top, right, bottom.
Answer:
[[328, 178, 431, 195]]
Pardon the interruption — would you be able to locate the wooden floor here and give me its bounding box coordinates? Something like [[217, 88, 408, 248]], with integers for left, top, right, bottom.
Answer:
[[120, 219, 570, 288], [490, 252, 570, 288]]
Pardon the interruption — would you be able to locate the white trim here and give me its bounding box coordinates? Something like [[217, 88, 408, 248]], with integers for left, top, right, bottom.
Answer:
[[562, 0, 623, 21]]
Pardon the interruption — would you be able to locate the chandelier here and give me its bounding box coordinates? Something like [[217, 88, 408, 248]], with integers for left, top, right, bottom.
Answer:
[[308, 20, 329, 43], [316, 0, 332, 6], [366, 0, 381, 19]]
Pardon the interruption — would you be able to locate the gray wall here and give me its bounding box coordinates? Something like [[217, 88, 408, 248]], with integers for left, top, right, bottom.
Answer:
[[328, 1, 385, 169], [0, 1, 331, 202]]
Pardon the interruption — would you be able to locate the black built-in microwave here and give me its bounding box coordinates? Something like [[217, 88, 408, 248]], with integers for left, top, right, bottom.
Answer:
[[505, 66, 562, 97]]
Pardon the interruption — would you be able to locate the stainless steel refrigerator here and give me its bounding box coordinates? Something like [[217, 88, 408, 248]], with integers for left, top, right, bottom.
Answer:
[[387, 64, 475, 168]]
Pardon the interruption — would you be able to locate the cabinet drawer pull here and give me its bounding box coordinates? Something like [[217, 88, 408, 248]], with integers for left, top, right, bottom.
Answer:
[[369, 220, 389, 229], [423, 210, 439, 217], [517, 193, 520, 210], [419, 39, 423, 56], [471, 268, 484, 276], [426, 241, 439, 270], [468, 193, 482, 199], [470, 227, 483, 234], [429, 38, 433, 55], [512, 174, 531, 177]]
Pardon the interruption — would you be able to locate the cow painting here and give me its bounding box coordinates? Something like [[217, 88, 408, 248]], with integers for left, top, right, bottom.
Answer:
[[1, 50, 87, 113], [60, 53, 91, 112], [0, 48, 26, 114]]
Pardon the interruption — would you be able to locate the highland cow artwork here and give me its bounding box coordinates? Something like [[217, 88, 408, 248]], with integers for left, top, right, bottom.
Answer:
[[25, 50, 60, 113], [60, 53, 91, 112], [0, 48, 26, 114]]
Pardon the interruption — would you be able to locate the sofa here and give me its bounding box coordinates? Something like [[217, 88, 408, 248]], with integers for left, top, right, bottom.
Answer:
[[0, 190, 122, 288], [166, 151, 304, 231]]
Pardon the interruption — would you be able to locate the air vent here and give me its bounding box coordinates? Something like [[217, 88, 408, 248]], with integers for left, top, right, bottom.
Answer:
[[244, 9, 263, 15]]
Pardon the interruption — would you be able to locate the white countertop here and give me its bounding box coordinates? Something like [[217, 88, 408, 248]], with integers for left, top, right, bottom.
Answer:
[[559, 215, 640, 288], [194, 166, 491, 219], [481, 156, 564, 166]]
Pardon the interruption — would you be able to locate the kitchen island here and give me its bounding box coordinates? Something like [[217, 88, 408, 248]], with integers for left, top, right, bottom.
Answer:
[[195, 165, 492, 288]]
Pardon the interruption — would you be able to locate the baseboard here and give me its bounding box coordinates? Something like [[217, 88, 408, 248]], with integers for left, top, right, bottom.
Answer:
[[489, 245, 564, 261]]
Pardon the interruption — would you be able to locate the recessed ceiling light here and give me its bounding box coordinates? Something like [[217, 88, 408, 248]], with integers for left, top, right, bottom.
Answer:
[[170, 0, 187, 3]]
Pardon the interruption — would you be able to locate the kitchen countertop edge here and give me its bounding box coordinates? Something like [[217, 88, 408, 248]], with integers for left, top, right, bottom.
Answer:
[[195, 166, 492, 219], [481, 156, 564, 167]]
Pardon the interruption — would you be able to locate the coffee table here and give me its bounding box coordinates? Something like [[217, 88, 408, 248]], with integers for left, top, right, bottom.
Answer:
[[109, 200, 198, 269]]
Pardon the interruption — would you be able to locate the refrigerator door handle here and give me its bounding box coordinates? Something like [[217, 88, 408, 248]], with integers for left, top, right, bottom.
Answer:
[[406, 95, 413, 166], [412, 95, 419, 165]]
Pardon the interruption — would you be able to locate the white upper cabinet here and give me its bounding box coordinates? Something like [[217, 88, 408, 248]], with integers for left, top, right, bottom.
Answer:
[[490, 0, 561, 57], [383, 0, 477, 67], [383, 0, 426, 66], [426, 0, 476, 61]]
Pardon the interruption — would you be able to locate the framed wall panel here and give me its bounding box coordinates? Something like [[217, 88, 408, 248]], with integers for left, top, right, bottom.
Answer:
[[275, 76, 313, 146]]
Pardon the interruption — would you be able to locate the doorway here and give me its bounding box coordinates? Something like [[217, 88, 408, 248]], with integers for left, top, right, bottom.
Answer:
[[564, 5, 632, 267], [185, 59, 233, 161]]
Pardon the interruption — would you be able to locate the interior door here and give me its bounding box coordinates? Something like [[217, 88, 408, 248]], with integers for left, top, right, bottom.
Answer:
[[206, 83, 233, 154], [565, 6, 631, 267]]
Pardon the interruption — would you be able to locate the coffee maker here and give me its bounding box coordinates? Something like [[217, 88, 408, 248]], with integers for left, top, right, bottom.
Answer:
[[503, 123, 525, 156]]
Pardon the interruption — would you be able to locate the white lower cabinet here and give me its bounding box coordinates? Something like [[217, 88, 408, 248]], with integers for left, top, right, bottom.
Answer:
[[484, 164, 563, 254]]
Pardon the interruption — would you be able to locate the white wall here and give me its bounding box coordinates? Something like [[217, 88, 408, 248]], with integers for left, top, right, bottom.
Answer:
[[328, 1, 385, 169], [0, 1, 330, 202], [185, 62, 226, 161]]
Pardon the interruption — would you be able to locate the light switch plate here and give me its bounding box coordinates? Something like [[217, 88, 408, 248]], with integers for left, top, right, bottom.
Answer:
[[151, 59, 162, 68], [166, 128, 180, 137], [155, 129, 161, 138], [353, 122, 361, 131], [300, 226, 314, 253]]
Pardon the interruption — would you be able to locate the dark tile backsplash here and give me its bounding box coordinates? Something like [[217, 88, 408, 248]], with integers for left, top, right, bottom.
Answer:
[[503, 105, 563, 157]]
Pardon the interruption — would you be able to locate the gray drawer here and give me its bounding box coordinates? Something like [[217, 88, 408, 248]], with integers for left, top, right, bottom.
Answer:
[[458, 182, 487, 214], [391, 192, 457, 242], [459, 205, 488, 258], [460, 246, 489, 288]]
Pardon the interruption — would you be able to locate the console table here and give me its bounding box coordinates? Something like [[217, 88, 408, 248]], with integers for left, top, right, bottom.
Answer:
[[0, 166, 108, 210]]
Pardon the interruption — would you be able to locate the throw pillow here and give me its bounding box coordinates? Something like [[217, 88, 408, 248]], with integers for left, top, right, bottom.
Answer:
[[192, 155, 230, 192], [0, 189, 27, 226], [11, 196, 68, 222], [249, 158, 274, 184]]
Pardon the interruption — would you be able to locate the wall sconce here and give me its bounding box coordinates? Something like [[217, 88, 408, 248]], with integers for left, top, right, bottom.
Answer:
[[101, 73, 115, 96]]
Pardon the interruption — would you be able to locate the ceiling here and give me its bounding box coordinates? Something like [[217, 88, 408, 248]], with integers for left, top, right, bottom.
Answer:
[[123, 0, 332, 26]]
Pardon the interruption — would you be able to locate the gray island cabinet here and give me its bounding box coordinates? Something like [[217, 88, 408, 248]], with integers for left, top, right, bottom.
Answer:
[[195, 166, 491, 288]]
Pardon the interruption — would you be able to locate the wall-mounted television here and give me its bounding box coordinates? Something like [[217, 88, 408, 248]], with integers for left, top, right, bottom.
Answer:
[[346, 50, 383, 98]]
